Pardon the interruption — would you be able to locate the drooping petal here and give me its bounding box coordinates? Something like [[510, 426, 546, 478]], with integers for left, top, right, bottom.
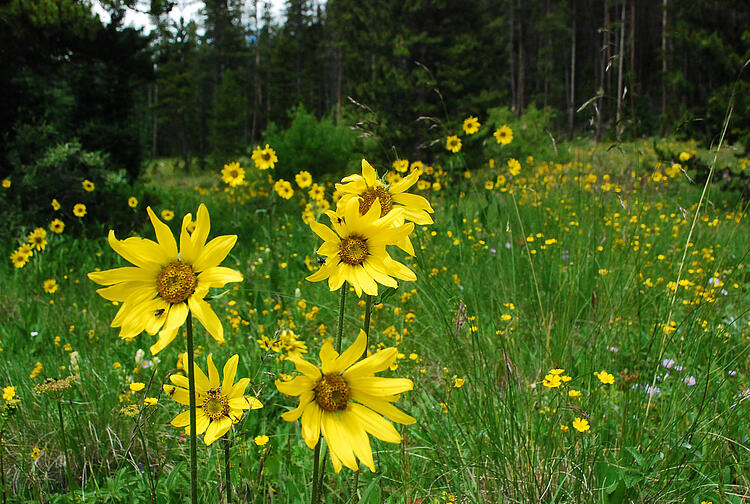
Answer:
[[179, 213, 196, 264], [322, 411, 358, 471], [350, 392, 416, 425], [204, 416, 232, 445], [319, 341, 340, 374], [300, 402, 322, 449], [162, 302, 189, 333], [340, 408, 375, 472], [187, 296, 224, 343], [150, 327, 179, 355], [349, 403, 402, 443]]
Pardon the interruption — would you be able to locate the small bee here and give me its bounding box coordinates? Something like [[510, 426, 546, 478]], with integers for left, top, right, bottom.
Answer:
[[154, 308, 165, 317], [315, 255, 326, 264]]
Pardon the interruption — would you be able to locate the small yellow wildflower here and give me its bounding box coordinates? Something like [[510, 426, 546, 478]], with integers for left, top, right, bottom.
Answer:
[[572, 417, 590, 432]]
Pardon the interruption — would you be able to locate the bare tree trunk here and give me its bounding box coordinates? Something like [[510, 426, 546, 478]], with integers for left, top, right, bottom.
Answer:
[[597, 0, 609, 141], [517, 0, 525, 116], [568, 0, 576, 138], [629, 0, 636, 119], [660, 0, 668, 136], [336, 45, 342, 123], [509, 0, 516, 114], [616, 1, 626, 140], [151, 83, 158, 159]]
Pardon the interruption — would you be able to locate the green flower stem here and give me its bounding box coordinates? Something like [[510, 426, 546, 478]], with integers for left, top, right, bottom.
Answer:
[[311, 441, 321, 504], [56, 400, 74, 494], [362, 294, 373, 347], [351, 294, 373, 497], [336, 285, 347, 352], [186, 312, 198, 504], [1, 431, 6, 504], [224, 435, 232, 504]]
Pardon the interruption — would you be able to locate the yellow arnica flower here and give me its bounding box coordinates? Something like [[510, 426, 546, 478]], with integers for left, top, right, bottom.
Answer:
[[28, 227, 47, 251], [128, 197, 138, 208], [276, 330, 416, 473], [572, 417, 590, 432], [446, 135, 462, 153], [164, 354, 263, 445], [494, 125, 513, 145], [88, 204, 243, 354], [43, 279, 58, 294], [336, 159, 434, 229], [73, 203, 86, 217], [462, 116, 480, 135], [295, 170, 312, 189], [221, 162, 245, 187], [50, 219, 65, 234], [252, 144, 278, 170], [594, 370, 615, 385], [306, 198, 416, 297], [274, 179, 294, 199], [82, 179, 95, 192]]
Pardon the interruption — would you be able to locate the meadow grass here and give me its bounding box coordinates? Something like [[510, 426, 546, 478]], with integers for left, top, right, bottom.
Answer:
[[0, 137, 748, 503]]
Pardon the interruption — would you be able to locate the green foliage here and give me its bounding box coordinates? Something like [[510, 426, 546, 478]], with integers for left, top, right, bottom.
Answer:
[[261, 105, 360, 180], [210, 69, 247, 164], [1, 141, 155, 241]]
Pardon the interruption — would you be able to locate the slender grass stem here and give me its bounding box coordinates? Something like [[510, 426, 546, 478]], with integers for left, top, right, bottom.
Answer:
[[186, 313, 198, 504], [224, 435, 232, 504], [1, 432, 6, 504], [136, 424, 156, 504], [56, 400, 74, 495]]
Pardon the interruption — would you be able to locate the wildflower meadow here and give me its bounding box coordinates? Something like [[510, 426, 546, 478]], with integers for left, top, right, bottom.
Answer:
[[1, 1, 749, 503]]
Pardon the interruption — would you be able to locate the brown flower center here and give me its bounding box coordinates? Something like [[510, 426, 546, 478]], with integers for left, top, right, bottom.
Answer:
[[262, 152, 271, 161], [339, 236, 368, 265], [202, 390, 229, 421], [359, 186, 393, 217], [314, 374, 350, 412], [157, 261, 197, 303]]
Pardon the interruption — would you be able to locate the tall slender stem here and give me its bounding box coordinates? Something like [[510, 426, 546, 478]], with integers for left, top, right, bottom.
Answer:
[[1, 432, 6, 504], [186, 313, 198, 504], [311, 442, 321, 504], [351, 294, 373, 496], [57, 401, 73, 494], [362, 294, 373, 347], [137, 425, 156, 504], [336, 285, 347, 352], [224, 435, 232, 504]]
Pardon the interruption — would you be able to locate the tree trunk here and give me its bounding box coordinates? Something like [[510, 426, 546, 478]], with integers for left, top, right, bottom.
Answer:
[[509, 0, 516, 114], [517, 0, 525, 116], [616, 1, 626, 140], [568, 0, 576, 138], [660, 0, 668, 136]]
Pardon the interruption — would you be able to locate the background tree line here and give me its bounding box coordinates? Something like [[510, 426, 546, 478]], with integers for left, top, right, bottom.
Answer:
[[1, 0, 748, 181]]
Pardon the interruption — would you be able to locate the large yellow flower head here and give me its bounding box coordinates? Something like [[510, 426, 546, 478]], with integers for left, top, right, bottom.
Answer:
[[307, 197, 416, 297], [276, 330, 415, 473], [446, 135, 462, 153], [164, 353, 262, 445], [221, 162, 245, 187], [88, 204, 243, 354], [252, 144, 278, 170], [336, 159, 434, 228]]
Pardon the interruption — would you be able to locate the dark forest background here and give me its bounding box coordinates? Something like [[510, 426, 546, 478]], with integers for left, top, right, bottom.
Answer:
[[1, 0, 748, 181]]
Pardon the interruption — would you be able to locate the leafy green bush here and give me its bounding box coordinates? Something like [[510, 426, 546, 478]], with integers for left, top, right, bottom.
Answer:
[[485, 105, 564, 162], [260, 105, 360, 180], [1, 140, 155, 241]]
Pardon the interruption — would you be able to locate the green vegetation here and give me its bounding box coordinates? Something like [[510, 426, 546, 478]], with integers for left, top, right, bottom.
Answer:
[[1, 127, 748, 502]]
